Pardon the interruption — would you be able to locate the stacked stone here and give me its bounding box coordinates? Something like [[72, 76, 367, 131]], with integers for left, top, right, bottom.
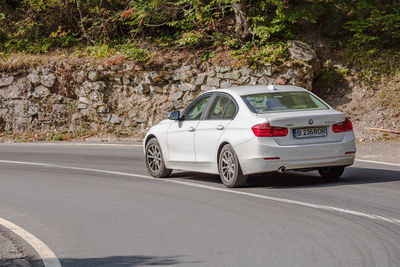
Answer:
[[0, 41, 319, 137]]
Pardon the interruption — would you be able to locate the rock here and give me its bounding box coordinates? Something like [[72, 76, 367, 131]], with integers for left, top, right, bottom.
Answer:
[[110, 114, 120, 124], [88, 71, 102, 81], [207, 70, 216, 78], [200, 85, 215, 91], [79, 96, 89, 104], [175, 71, 192, 82], [240, 68, 252, 76], [238, 76, 250, 85], [149, 71, 163, 82], [77, 103, 88, 110], [249, 77, 258, 85], [27, 73, 40, 85], [183, 92, 194, 103], [33, 85, 50, 98], [40, 74, 56, 88], [220, 81, 232, 88], [93, 82, 105, 91], [257, 77, 268, 85], [126, 63, 134, 71], [27, 104, 39, 115], [128, 111, 137, 119], [179, 83, 196, 92], [223, 71, 241, 80], [138, 82, 150, 95], [122, 74, 130, 85], [150, 85, 163, 94], [169, 91, 183, 101], [195, 74, 207, 85], [207, 77, 220, 87], [89, 91, 102, 102], [276, 77, 287, 85], [220, 66, 231, 73], [103, 114, 112, 122], [97, 106, 106, 113], [287, 40, 321, 75], [0, 76, 14, 87]]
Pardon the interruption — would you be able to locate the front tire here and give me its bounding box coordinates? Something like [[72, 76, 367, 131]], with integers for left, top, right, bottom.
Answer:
[[318, 166, 345, 180], [145, 138, 172, 178], [218, 144, 247, 188]]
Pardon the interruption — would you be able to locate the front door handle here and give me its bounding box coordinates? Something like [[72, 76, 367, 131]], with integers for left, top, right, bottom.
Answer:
[[216, 125, 224, 130], [188, 126, 195, 132]]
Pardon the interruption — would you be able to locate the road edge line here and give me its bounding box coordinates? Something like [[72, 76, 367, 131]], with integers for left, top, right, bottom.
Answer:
[[356, 159, 400, 167], [0, 217, 61, 267]]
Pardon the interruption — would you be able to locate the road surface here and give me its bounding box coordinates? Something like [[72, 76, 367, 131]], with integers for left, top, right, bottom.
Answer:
[[0, 143, 399, 266]]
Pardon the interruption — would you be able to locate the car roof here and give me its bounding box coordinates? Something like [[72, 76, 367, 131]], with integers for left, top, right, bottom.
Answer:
[[210, 85, 308, 96]]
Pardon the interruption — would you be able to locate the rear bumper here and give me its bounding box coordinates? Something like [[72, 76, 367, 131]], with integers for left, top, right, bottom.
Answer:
[[234, 132, 356, 175]]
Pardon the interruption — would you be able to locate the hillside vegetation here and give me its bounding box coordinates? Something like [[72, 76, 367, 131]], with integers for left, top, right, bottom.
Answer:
[[1, 0, 399, 139], [1, 1, 399, 64]]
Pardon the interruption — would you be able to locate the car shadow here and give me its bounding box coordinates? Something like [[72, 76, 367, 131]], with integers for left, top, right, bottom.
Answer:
[[170, 167, 400, 189], [37, 255, 200, 267]]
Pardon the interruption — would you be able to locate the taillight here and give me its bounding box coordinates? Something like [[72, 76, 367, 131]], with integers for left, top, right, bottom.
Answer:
[[332, 118, 353, 133], [252, 123, 288, 137]]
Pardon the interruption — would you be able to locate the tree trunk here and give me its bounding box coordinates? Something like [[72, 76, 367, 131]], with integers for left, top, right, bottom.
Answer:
[[232, 0, 250, 40]]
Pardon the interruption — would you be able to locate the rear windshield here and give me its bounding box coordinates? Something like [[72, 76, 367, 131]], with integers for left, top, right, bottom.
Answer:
[[242, 92, 329, 114]]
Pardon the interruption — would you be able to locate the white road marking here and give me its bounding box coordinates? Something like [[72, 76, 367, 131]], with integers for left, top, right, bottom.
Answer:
[[0, 159, 399, 226], [0, 217, 61, 267], [356, 159, 400, 168]]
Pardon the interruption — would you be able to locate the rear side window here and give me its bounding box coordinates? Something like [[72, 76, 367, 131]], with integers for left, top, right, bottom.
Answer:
[[223, 101, 236, 119], [205, 95, 231, 120], [242, 92, 328, 114]]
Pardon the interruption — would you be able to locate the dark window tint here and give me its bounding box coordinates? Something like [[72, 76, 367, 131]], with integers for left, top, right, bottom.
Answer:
[[205, 95, 230, 120], [242, 92, 328, 114], [223, 101, 237, 119], [183, 95, 211, 120]]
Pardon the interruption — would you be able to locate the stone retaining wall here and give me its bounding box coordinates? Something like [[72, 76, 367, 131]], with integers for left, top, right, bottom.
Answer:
[[0, 42, 319, 138]]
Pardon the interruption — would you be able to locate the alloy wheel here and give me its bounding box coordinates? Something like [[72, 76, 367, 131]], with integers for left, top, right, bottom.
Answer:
[[221, 150, 235, 182], [147, 144, 162, 173]]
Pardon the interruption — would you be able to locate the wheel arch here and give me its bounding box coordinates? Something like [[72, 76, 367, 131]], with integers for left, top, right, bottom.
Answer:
[[217, 141, 231, 164], [145, 134, 157, 147]]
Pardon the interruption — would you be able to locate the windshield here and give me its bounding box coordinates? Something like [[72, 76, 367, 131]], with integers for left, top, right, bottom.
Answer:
[[242, 92, 329, 114]]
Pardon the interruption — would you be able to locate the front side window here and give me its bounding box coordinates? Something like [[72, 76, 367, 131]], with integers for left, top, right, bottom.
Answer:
[[183, 95, 211, 120], [242, 92, 329, 114]]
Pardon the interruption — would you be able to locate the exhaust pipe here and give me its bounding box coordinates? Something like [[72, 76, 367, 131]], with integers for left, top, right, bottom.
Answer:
[[278, 166, 286, 173]]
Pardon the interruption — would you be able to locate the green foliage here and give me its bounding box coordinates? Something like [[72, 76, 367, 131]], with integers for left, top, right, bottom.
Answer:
[[118, 44, 150, 62], [84, 44, 115, 58], [231, 42, 288, 67], [344, 1, 400, 48]]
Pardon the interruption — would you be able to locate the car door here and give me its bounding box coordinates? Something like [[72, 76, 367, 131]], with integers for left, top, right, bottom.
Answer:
[[194, 94, 238, 163], [167, 94, 212, 162]]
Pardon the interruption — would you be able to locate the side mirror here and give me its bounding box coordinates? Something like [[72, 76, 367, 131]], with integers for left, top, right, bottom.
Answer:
[[168, 110, 181, 120]]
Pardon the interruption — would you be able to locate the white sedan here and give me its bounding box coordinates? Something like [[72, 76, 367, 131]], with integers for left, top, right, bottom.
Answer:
[[143, 85, 356, 187]]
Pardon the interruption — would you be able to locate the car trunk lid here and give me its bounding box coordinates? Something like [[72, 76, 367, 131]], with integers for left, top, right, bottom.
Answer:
[[255, 109, 346, 145]]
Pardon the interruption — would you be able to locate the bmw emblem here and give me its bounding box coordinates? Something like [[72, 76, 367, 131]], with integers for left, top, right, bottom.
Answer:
[[308, 119, 313, 125]]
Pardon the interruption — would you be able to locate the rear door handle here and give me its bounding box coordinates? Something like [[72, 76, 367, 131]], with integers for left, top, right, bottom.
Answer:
[[216, 125, 224, 130], [188, 126, 195, 132]]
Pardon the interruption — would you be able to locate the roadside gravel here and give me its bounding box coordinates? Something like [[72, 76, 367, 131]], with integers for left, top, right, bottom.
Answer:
[[0, 230, 32, 266]]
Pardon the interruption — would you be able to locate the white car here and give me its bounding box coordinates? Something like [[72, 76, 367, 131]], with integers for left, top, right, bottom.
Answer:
[[144, 85, 356, 187]]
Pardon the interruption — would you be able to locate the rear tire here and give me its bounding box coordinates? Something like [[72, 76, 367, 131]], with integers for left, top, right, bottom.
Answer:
[[145, 138, 172, 178], [218, 144, 247, 188], [318, 166, 345, 180]]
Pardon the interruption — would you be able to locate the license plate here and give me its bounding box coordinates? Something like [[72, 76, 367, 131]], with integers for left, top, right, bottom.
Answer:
[[293, 127, 327, 138]]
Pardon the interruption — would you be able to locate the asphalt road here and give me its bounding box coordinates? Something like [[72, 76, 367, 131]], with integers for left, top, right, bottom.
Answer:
[[0, 143, 399, 267]]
